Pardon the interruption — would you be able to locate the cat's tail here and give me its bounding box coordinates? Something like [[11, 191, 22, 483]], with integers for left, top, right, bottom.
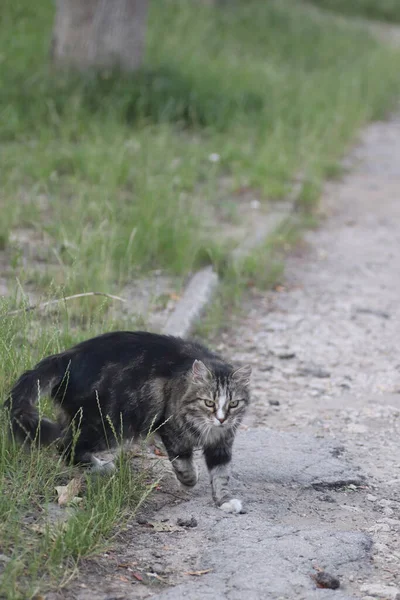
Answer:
[[4, 354, 69, 446]]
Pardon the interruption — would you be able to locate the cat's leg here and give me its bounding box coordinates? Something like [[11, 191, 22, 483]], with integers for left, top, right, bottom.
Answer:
[[87, 455, 116, 474], [204, 438, 242, 513], [160, 431, 198, 487]]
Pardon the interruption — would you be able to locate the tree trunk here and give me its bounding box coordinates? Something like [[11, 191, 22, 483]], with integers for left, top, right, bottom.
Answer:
[[51, 0, 149, 72]]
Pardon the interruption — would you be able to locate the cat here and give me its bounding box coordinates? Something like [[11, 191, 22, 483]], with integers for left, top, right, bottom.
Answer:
[[5, 331, 251, 513]]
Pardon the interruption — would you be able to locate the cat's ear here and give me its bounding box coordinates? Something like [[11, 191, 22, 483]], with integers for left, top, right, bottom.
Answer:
[[191, 360, 212, 384], [232, 364, 252, 386]]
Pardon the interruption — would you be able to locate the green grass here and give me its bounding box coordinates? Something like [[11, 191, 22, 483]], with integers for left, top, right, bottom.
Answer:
[[1, 0, 400, 296], [195, 216, 306, 339], [0, 304, 155, 599], [306, 0, 400, 23]]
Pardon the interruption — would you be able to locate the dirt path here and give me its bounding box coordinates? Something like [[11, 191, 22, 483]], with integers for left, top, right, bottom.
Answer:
[[63, 115, 400, 600]]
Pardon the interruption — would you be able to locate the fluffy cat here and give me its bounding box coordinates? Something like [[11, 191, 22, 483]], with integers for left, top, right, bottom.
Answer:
[[5, 331, 251, 513]]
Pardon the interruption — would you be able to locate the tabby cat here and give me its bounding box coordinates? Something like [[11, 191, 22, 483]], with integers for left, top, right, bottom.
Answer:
[[5, 331, 251, 513]]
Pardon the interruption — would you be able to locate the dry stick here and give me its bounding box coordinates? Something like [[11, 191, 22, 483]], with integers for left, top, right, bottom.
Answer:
[[4, 292, 127, 317]]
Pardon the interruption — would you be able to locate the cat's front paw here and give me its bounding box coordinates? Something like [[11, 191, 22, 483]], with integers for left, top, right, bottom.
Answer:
[[173, 460, 198, 487], [219, 498, 242, 514], [175, 470, 198, 487]]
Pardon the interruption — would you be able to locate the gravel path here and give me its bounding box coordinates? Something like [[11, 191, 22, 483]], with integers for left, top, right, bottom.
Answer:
[[216, 113, 400, 599], [66, 115, 400, 600]]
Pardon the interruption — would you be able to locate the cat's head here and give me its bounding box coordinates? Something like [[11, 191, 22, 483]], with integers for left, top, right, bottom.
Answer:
[[184, 359, 251, 440]]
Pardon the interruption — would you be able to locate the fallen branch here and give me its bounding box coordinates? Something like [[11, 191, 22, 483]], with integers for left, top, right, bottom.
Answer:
[[3, 292, 127, 317]]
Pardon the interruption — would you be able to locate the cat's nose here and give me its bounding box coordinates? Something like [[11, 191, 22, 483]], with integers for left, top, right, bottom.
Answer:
[[217, 416, 226, 424]]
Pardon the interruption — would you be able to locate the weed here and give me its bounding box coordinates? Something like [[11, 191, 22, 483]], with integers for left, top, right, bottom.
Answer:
[[1, 0, 400, 295], [0, 303, 154, 598]]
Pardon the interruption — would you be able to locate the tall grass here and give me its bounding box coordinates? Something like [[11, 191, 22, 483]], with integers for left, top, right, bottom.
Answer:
[[0, 303, 154, 599], [1, 0, 400, 294]]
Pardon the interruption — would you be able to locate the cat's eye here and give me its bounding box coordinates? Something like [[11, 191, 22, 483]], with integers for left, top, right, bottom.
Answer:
[[229, 399, 240, 408], [204, 399, 215, 408]]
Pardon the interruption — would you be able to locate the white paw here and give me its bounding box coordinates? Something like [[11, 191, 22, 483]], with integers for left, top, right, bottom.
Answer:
[[219, 498, 242, 513], [89, 457, 116, 474]]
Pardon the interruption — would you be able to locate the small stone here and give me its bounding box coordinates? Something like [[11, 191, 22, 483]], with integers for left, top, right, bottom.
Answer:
[[380, 517, 400, 525], [367, 494, 377, 502], [136, 517, 148, 525], [317, 494, 335, 503], [360, 583, 400, 600], [268, 399, 280, 406], [378, 499, 392, 507], [313, 571, 340, 590], [151, 562, 166, 574], [277, 351, 296, 360], [383, 507, 394, 517], [368, 523, 391, 533], [347, 423, 368, 434], [355, 307, 390, 319], [177, 517, 198, 528], [298, 366, 331, 378], [0, 554, 11, 563]]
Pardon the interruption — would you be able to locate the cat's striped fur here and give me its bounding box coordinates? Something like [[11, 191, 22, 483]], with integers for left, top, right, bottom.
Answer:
[[5, 331, 251, 512]]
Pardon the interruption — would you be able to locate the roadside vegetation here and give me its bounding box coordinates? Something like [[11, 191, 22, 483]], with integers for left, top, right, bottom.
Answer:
[[0, 305, 155, 599], [1, 0, 400, 596], [2, 0, 400, 297]]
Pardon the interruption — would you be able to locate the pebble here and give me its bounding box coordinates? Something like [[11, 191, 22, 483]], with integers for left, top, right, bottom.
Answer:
[[298, 366, 331, 378], [151, 562, 166, 574], [313, 571, 340, 590], [347, 423, 368, 434], [378, 499, 392, 507], [317, 494, 336, 503], [360, 583, 400, 600], [177, 517, 198, 528], [368, 523, 391, 533], [367, 494, 377, 502], [0, 554, 10, 563], [268, 399, 280, 406], [277, 351, 296, 360], [374, 543, 388, 553]]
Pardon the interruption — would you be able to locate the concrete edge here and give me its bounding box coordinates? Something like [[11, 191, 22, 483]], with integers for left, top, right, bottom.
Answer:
[[162, 266, 219, 338], [162, 201, 295, 338]]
